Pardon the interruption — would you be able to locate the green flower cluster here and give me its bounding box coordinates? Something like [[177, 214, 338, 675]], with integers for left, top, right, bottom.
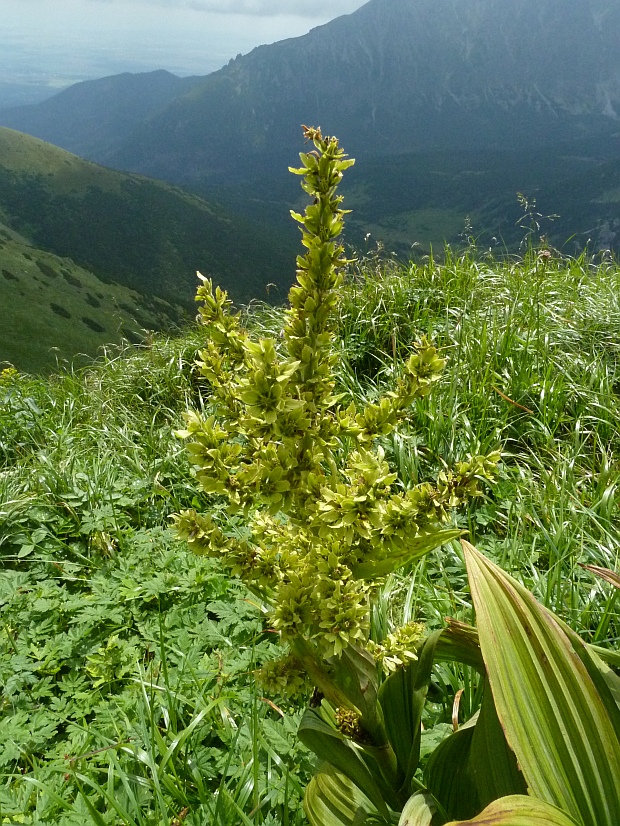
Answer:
[[255, 653, 308, 699], [174, 127, 498, 702], [335, 707, 364, 741], [367, 621, 427, 674]]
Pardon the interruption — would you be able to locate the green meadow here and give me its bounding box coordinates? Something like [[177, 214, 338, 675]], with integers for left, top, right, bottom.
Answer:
[[1, 242, 619, 823]]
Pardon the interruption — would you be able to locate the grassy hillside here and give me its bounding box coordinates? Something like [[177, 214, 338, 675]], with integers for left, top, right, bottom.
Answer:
[[199, 134, 620, 265], [1, 248, 619, 824], [0, 221, 187, 373], [0, 128, 297, 310]]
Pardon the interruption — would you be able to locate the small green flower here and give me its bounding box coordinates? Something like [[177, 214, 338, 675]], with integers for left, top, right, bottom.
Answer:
[[256, 653, 308, 698], [368, 621, 426, 674]]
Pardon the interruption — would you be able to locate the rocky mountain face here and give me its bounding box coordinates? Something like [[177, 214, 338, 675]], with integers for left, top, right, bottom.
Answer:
[[102, 0, 620, 187], [2, 0, 620, 255], [4, 0, 620, 184]]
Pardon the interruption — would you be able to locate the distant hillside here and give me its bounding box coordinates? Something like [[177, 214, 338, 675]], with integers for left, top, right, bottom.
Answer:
[[3, 0, 620, 256], [106, 0, 620, 185], [0, 71, 204, 161], [0, 128, 296, 309], [0, 221, 186, 373], [7, 0, 618, 182], [339, 136, 620, 255]]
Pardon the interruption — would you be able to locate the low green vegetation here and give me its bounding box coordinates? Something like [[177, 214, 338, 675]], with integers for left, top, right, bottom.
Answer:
[[0, 222, 186, 373], [177, 129, 620, 825], [1, 133, 620, 824]]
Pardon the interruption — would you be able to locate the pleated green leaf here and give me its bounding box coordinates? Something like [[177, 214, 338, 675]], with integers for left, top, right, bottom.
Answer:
[[580, 643, 620, 714], [425, 714, 480, 821], [351, 529, 463, 579], [304, 763, 377, 826], [588, 640, 620, 668], [398, 791, 440, 826], [469, 681, 527, 807], [444, 794, 580, 825], [379, 631, 442, 789], [433, 619, 484, 672], [328, 643, 379, 723], [462, 539, 620, 826], [553, 614, 620, 722], [581, 563, 620, 590], [298, 708, 391, 819]]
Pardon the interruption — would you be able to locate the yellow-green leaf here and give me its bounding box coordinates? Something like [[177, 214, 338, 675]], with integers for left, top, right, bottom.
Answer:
[[462, 540, 620, 826], [398, 791, 439, 826], [298, 709, 391, 818], [444, 794, 580, 825], [581, 563, 620, 590], [304, 763, 378, 826], [379, 631, 442, 788], [352, 530, 462, 579]]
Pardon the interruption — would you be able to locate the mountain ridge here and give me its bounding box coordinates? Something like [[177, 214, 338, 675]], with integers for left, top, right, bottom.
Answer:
[[0, 71, 204, 162], [0, 127, 295, 305], [6, 0, 620, 185], [104, 0, 620, 187], [2, 0, 620, 260]]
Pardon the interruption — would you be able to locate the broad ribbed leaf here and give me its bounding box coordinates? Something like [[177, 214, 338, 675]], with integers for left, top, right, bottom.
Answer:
[[304, 763, 377, 826], [462, 539, 620, 826], [580, 644, 620, 713], [434, 620, 484, 671], [581, 563, 620, 589], [469, 681, 527, 806], [551, 613, 620, 723], [328, 644, 379, 723], [379, 631, 442, 789], [444, 794, 580, 825], [398, 791, 439, 826], [351, 530, 462, 579], [298, 708, 390, 819], [425, 714, 480, 820], [588, 641, 620, 668]]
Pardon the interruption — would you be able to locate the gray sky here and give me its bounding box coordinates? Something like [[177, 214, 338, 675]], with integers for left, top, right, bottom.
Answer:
[[1, 0, 367, 89]]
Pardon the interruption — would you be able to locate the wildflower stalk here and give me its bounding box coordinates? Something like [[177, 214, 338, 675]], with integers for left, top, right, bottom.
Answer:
[[174, 127, 498, 771]]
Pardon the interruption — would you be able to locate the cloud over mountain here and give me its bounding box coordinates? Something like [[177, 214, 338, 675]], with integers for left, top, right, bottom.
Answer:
[[90, 0, 364, 17]]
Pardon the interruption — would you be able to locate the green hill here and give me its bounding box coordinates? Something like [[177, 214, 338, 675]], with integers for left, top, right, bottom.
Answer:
[[0, 128, 297, 371], [0, 70, 203, 161], [0, 221, 187, 373], [0, 129, 296, 302], [2, 249, 620, 824]]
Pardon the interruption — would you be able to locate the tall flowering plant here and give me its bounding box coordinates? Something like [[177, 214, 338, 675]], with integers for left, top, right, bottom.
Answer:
[[175, 127, 499, 822]]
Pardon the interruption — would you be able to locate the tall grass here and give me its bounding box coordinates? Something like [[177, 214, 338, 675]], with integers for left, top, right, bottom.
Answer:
[[339, 248, 620, 648]]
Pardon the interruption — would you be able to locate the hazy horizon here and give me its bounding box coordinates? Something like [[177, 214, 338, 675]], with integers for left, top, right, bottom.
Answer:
[[0, 0, 367, 107]]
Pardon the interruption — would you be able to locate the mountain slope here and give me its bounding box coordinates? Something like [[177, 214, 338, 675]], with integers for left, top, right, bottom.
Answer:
[[105, 0, 620, 187], [3, 0, 620, 257], [5, 0, 620, 186], [0, 71, 204, 162], [0, 128, 296, 309], [0, 222, 185, 373]]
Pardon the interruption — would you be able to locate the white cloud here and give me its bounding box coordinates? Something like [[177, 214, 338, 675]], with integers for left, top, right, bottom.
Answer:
[[1, 0, 368, 83], [91, 0, 365, 17]]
